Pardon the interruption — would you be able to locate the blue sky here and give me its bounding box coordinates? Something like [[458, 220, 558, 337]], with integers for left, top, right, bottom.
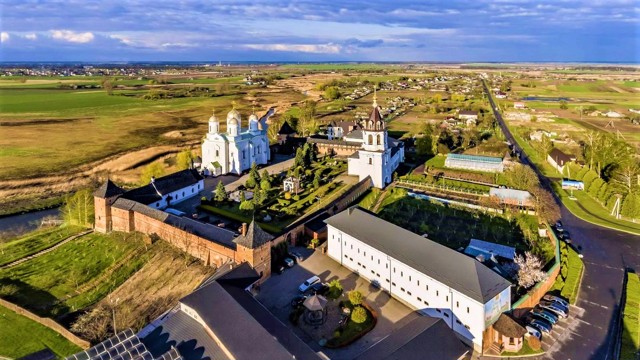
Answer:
[[0, 0, 638, 62]]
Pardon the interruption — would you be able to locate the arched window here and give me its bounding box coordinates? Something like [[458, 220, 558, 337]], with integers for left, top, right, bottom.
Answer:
[[377, 134, 381, 145], [368, 134, 373, 145], [215, 150, 219, 157]]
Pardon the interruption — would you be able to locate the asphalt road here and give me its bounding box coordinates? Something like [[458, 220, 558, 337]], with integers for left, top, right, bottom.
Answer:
[[483, 81, 640, 360]]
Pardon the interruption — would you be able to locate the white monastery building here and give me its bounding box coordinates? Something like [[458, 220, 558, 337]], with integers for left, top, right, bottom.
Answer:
[[347, 96, 405, 188], [325, 207, 512, 351], [201, 106, 271, 176]]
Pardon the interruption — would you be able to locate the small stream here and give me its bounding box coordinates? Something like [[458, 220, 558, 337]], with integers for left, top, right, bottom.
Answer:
[[0, 208, 61, 237]]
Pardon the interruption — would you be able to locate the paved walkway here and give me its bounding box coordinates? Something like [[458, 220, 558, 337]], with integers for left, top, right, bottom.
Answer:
[[0, 229, 93, 269]]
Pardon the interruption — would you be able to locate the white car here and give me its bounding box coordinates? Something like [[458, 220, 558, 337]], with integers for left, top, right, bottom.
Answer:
[[526, 325, 542, 340], [298, 276, 320, 293]]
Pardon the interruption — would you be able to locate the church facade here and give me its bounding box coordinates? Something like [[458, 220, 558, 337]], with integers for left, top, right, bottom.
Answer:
[[201, 107, 270, 176], [346, 97, 404, 188]]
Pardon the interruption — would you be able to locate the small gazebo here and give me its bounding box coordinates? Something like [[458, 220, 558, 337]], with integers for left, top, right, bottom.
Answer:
[[303, 294, 328, 325], [492, 314, 527, 353]]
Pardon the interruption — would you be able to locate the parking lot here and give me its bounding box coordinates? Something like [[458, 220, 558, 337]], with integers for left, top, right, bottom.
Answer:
[[256, 247, 421, 360]]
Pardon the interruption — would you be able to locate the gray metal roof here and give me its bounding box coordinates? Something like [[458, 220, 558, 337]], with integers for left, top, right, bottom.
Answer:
[[122, 169, 203, 205], [142, 311, 230, 360], [233, 220, 273, 249], [94, 180, 125, 199], [325, 208, 512, 303], [354, 317, 468, 360], [468, 239, 516, 260], [111, 199, 237, 248], [179, 282, 296, 359]]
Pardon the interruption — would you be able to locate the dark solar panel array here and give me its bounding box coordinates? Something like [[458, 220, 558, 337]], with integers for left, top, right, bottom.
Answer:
[[66, 329, 182, 360]]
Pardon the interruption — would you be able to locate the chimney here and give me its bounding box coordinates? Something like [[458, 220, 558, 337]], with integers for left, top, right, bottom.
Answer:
[[241, 223, 248, 236]]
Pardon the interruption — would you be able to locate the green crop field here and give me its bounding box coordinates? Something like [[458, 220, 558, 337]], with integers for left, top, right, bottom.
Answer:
[[0, 231, 148, 317], [0, 303, 81, 358]]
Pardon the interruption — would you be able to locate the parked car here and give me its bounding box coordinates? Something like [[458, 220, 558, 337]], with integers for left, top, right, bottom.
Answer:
[[543, 294, 569, 308], [291, 295, 307, 308], [528, 318, 552, 334], [539, 302, 568, 318], [289, 251, 304, 263], [298, 276, 321, 293], [525, 325, 542, 340], [531, 308, 559, 324], [555, 221, 563, 232], [305, 282, 329, 296], [284, 258, 295, 268]]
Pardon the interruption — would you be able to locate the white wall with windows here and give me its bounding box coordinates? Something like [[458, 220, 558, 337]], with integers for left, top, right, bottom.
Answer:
[[327, 225, 509, 350], [149, 180, 204, 209]]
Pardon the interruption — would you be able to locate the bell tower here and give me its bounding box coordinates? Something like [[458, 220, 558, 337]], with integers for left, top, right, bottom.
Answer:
[[362, 88, 387, 152]]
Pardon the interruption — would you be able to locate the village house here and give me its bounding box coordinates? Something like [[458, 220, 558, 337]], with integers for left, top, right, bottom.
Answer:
[[547, 148, 576, 173], [459, 110, 479, 122], [513, 102, 526, 109]]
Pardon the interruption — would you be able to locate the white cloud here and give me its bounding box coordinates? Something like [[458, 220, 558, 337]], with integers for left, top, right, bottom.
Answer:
[[24, 33, 37, 40], [245, 43, 341, 53], [1, 32, 9, 43], [50, 30, 94, 43]]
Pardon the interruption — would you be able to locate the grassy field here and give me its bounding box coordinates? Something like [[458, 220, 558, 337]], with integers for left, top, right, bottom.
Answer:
[[550, 241, 584, 304], [551, 182, 640, 235], [0, 303, 81, 359], [620, 272, 639, 360], [72, 240, 215, 340], [0, 231, 148, 317], [0, 225, 85, 266]]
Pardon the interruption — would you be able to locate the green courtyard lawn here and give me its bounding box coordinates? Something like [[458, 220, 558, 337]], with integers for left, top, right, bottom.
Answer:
[[0, 225, 85, 266], [502, 341, 544, 356], [376, 188, 554, 263], [0, 303, 81, 359], [550, 241, 584, 305], [425, 155, 446, 168], [551, 182, 640, 235], [0, 231, 149, 317], [325, 301, 376, 348], [620, 272, 640, 360], [199, 203, 284, 233]]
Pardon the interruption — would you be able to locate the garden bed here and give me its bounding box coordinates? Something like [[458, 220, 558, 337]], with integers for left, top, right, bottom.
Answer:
[[325, 302, 377, 348]]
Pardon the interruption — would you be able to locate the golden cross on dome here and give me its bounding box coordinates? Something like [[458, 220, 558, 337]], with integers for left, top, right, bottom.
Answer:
[[231, 100, 237, 109]]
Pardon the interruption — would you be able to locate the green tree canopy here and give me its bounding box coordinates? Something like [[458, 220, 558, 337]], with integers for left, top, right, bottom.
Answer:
[[214, 180, 227, 202], [62, 188, 94, 227], [140, 162, 165, 185], [176, 150, 194, 170], [348, 290, 363, 306]]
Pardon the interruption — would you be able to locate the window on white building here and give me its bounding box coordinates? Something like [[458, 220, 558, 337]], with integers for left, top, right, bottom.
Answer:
[[444, 312, 449, 318], [409, 275, 412, 281], [436, 290, 439, 296], [216, 150, 219, 157], [407, 291, 412, 296], [424, 300, 429, 306], [467, 307, 470, 313], [446, 295, 449, 302], [369, 158, 372, 165], [456, 301, 459, 308]]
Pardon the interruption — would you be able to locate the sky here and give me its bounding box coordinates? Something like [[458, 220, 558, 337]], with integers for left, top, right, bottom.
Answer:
[[0, 0, 638, 63]]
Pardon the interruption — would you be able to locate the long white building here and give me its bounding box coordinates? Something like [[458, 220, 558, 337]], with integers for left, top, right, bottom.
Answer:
[[325, 207, 512, 351]]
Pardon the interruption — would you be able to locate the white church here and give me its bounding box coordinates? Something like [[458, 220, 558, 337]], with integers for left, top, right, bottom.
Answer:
[[201, 106, 271, 176], [346, 96, 404, 188]]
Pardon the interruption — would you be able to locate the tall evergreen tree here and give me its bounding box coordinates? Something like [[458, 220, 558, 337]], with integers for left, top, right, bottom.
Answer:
[[214, 180, 227, 202]]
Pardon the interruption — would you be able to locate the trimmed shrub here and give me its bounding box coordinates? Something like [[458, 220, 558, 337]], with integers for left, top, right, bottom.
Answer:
[[348, 290, 363, 306], [284, 192, 291, 200], [588, 178, 604, 197], [582, 170, 599, 190], [351, 306, 367, 324], [575, 166, 590, 180], [597, 183, 610, 204], [528, 335, 542, 350]]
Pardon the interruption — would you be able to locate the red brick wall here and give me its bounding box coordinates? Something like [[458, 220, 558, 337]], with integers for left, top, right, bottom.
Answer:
[[94, 197, 109, 233], [314, 142, 360, 156], [111, 207, 134, 232], [133, 212, 237, 268]]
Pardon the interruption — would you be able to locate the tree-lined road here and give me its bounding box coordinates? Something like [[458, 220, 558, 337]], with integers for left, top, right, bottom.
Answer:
[[483, 80, 640, 360]]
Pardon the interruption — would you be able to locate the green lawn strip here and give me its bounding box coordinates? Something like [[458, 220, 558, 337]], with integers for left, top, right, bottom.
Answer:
[[620, 272, 640, 360], [502, 341, 544, 356], [358, 188, 382, 211], [551, 183, 640, 235], [198, 204, 282, 233], [550, 242, 585, 304], [0, 225, 85, 266], [0, 232, 146, 317], [425, 155, 446, 168], [0, 303, 81, 359]]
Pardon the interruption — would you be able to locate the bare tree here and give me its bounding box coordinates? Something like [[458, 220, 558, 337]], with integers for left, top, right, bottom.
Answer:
[[531, 186, 561, 224]]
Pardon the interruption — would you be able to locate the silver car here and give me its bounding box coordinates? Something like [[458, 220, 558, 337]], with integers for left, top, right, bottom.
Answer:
[[539, 302, 568, 318], [543, 294, 569, 308]]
